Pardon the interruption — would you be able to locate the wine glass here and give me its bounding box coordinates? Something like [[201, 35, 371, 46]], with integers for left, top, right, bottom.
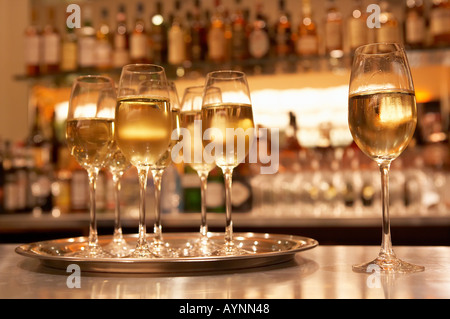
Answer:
[[66, 75, 116, 257], [103, 140, 133, 257], [201, 70, 255, 255], [180, 86, 220, 256], [144, 80, 181, 257], [115, 64, 172, 258], [348, 43, 424, 273]]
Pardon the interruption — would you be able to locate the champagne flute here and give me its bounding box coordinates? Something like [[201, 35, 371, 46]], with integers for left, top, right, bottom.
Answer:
[[103, 140, 133, 257], [201, 71, 255, 256], [115, 64, 172, 258], [348, 43, 424, 273], [180, 86, 220, 256], [143, 81, 181, 257], [66, 75, 116, 257]]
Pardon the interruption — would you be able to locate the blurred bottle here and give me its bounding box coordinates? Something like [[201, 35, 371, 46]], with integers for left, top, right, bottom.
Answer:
[[95, 8, 113, 70], [430, 0, 450, 47], [404, 0, 427, 49], [77, 5, 96, 69], [280, 112, 302, 172], [296, 0, 319, 57], [27, 106, 51, 171], [41, 7, 60, 74], [376, 1, 401, 44], [248, 1, 271, 60], [189, 0, 208, 63], [231, 0, 248, 61], [3, 141, 16, 213], [24, 7, 41, 76], [324, 0, 343, 57], [347, 0, 369, 52], [113, 4, 130, 68], [130, 2, 149, 63], [168, 0, 187, 65], [274, 0, 293, 58], [150, 1, 168, 65], [208, 0, 226, 63], [181, 165, 201, 212], [13, 144, 29, 213], [60, 12, 78, 72]]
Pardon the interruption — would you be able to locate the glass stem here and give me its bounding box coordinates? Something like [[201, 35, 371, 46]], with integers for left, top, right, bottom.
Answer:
[[112, 172, 124, 243], [137, 167, 149, 249], [379, 161, 395, 258], [151, 169, 164, 245], [87, 168, 99, 249], [222, 167, 234, 247], [198, 171, 209, 240]]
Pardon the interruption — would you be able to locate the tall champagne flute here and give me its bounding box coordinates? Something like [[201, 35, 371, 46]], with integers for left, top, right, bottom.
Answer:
[[115, 64, 172, 258], [348, 43, 424, 273], [104, 141, 133, 257], [143, 81, 181, 257], [66, 75, 116, 257], [201, 71, 255, 255], [180, 86, 220, 256]]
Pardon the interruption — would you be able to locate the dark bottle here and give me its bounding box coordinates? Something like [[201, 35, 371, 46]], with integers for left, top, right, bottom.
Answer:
[[150, 1, 168, 64], [189, 0, 208, 62]]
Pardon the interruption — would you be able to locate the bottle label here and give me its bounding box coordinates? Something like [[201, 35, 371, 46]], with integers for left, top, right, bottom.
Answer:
[[95, 41, 112, 67], [24, 36, 41, 65], [325, 22, 342, 50], [43, 33, 60, 64], [208, 28, 225, 60], [296, 35, 318, 55], [61, 41, 77, 71], [114, 34, 127, 50], [249, 29, 270, 58], [78, 37, 96, 67], [377, 25, 399, 43], [206, 182, 224, 208], [168, 27, 186, 65], [430, 8, 450, 36], [348, 18, 368, 49], [130, 33, 147, 59], [406, 16, 425, 43]]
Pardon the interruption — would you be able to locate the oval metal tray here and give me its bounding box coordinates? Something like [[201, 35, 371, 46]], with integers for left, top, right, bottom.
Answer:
[[15, 232, 318, 274]]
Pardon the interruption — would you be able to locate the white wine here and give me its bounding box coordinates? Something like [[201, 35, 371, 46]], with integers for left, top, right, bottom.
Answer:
[[202, 103, 254, 168], [106, 141, 131, 174], [153, 108, 181, 169], [348, 90, 417, 163], [181, 110, 216, 173], [66, 118, 114, 170], [115, 96, 172, 168]]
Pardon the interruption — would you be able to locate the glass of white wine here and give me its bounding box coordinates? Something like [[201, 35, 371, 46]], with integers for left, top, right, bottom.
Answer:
[[201, 71, 255, 256], [66, 75, 116, 257], [180, 86, 221, 256], [115, 64, 172, 258], [348, 43, 424, 273]]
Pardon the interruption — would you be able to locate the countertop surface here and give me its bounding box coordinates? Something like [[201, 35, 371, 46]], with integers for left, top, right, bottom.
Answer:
[[1, 243, 449, 299]]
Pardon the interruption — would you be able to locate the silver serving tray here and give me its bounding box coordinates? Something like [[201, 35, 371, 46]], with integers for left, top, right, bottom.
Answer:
[[15, 232, 318, 274]]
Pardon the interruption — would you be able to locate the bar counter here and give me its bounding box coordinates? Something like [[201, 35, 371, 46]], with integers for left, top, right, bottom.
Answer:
[[1, 244, 449, 299]]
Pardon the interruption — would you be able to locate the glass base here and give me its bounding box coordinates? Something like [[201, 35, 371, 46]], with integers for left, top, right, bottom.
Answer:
[[103, 239, 135, 258], [210, 241, 253, 257], [69, 244, 112, 258], [180, 237, 222, 257], [352, 253, 425, 274]]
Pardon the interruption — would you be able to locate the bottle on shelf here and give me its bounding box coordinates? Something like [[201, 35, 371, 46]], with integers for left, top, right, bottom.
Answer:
[[376, 0, 401, 44], [230, 0, 249, 61], [248, 1, 271, 61], [60, 11, 78, 72], [429, 0, 450, 47], [130, 2, 149, 64], [274, 0, 293, 58], [27, 106, 51, 170], [77, 5, 96, 70], [189, 0, 208, 63], [41, 7, 60, 74], [150, 1, 168, 65], [2, 141, 16, 213], [96, 8, 113, 70], [296, 0, 319, 57], [279, 111, 303, 172], [347, 0, 369, 52], [324, 0, 343, 58], [24, 7, 41, 77], [113, 5, 130, 68], [404, 0, 427, 49], [168, 0, 187, 65], [208, 0, 226, 63]]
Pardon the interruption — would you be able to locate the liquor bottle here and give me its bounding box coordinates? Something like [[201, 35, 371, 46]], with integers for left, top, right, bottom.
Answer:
[[429, 0, 450, 47], [376, 1, 401, 44], [189, 0, 208, 62], [27, 106, 51, 169], [150, 1, 168, 64], [168, 0, 187, 65], [208, 0, 226, 63], [12, 144, 29, 213], [60, 13, 78, 72], [41, 7, 60, 74], [231, 0, 248, 61], [324, 0, 343, 57], [274, 0, 293, 57], [24, 8, 41, 76], [2, 141, 16, 213], [130, 2, 149, 63], [181, 165, 201, 212], [113, 4, 130, 68], [248, 1, 271, 60], [77, 5, 96, 69], [296, 0, 319, 57], [404, 0, 426, 49], [70, 167, 89, 212], [280, 112, 302, 172], [347, 0, 369, 52], [96, 8, 113, 70]]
